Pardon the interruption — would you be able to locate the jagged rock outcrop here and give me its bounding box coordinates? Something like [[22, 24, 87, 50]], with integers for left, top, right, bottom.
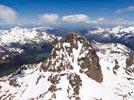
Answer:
[[40, 33, 103, 99], [42, 32, 103, 83]]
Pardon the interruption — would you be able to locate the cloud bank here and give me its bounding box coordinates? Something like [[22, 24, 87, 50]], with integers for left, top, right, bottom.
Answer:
[[62, 14, 91, 24], [39, 14, 59, 24], [0, 5, 19, 24], [116, 6, 134, 13]]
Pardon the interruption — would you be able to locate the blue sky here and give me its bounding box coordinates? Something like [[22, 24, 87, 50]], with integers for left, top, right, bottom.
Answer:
[[0, 0, 134, 26]]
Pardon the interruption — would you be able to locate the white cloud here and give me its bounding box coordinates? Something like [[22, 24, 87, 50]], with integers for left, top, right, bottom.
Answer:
[[39, 14, 59, 24], [0, 5, 19, 24], [62, 14, 92, 24], [116, 6, 134, 13]]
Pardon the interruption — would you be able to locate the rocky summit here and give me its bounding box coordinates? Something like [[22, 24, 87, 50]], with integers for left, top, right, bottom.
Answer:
[[42, 32, 103, 83]]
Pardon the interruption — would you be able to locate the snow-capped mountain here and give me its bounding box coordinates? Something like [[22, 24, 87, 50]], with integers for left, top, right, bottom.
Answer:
[[0, 33, 133, 100], [0, 27, 60, 60], [42, 33, 103, 82], [89, 26, 134, 35], [0, 27, 56, 45], [84, 26, 134, 50], [0, 27, 59, 77]]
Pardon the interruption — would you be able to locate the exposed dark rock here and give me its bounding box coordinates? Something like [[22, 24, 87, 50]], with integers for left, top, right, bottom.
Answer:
[[113, 60, 120, 75], [9, 78, 20, 87], [126, 52, 134, 68]]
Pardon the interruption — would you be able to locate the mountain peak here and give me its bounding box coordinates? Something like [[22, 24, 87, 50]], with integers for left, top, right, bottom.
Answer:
[[66, 32, 79, 38], [65, 32, 87, 44], [42, 32, 103, 83]]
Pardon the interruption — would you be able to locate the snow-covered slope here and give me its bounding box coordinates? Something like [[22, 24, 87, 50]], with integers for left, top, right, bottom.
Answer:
[[0, 27, 59, 60], [111, 26, 134, 34], [84, 26, 134, 50], [0, 27, 56, 45], [0, 33, 134, 100], [89, 26, 134, 35], [93, 43, 134, 100]]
